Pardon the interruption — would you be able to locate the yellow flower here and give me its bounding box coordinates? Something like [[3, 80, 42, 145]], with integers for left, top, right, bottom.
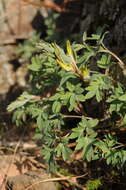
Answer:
[[66, 40, 73, 55], [80, 65, 90, 81], [56, 59, 73, 71]]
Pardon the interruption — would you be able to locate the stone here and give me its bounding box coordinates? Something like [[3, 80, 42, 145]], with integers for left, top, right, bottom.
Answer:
[[6, 170, 57, 190], [0, 61, 16, 95]]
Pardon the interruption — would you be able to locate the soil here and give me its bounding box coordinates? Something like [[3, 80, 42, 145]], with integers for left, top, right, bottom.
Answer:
[[0, 154, 57, 190]]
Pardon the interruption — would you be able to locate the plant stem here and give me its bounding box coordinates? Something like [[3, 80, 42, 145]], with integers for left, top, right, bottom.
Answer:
[[62, 115, 93, 120], [62, 115, 82, 119], [62, 114, 110, 122], [112, 144, 126, 150], [99, 44, 126, 76]]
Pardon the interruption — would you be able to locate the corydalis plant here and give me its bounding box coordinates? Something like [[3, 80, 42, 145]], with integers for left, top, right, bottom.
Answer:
[[8, 30, 126, 172]]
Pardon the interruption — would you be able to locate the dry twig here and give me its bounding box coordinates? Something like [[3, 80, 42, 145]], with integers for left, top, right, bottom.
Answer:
[[0, 127, 26, 190], [25, 173, 88, 190], [22, 0, 68, 12]]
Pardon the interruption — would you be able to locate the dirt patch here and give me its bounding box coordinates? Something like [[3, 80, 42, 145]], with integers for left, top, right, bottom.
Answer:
[[0, 154, 57, 190], [0, 155, 28, 190]]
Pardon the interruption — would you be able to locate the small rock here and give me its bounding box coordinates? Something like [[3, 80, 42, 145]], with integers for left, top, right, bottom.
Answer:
[[6, 170, 57, 190], [0, 61, 16, 95], [16, 64, 28, 87]]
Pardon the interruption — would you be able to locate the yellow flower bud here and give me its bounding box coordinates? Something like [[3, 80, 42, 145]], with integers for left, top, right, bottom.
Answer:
[[56, 59, 73, 71]]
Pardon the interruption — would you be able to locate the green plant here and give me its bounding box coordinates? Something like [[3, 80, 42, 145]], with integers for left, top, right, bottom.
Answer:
[[44, 12, 60, 42], [16, 13, 62, 64], [86, 179, 102, 190], [8, 28, 126, 174], [16, 32, 41, 62]]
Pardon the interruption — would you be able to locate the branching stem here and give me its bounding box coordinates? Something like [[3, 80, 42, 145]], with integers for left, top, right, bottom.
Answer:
[[99, 43, 126, 76]]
